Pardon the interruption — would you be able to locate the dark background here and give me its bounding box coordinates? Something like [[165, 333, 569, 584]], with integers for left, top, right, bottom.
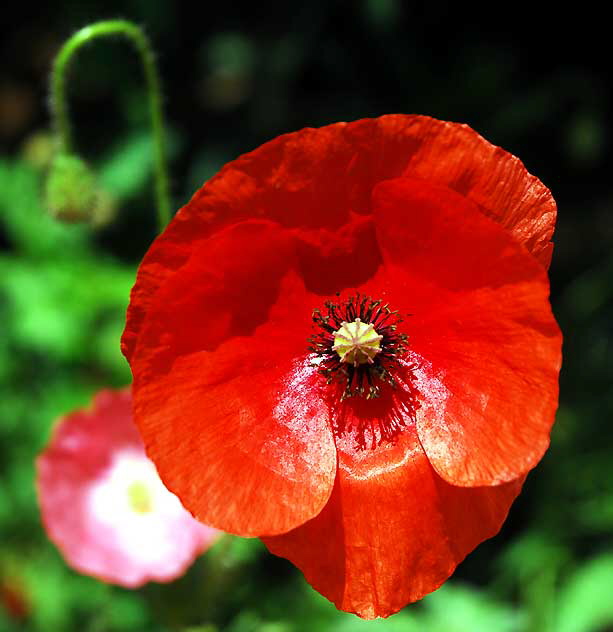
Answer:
[[1, 2, 612, 631]]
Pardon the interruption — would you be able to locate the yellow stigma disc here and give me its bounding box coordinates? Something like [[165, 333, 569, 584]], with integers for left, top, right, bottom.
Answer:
[[332, 318, 382, 366]]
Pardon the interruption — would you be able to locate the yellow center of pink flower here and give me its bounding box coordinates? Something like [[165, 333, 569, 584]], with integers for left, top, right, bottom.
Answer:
[[127, 481, 153, 514], [332, 318, 383, 367]]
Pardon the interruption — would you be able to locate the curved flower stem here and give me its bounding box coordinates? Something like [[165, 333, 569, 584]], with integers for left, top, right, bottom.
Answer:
[[50, 19, 172, 230]]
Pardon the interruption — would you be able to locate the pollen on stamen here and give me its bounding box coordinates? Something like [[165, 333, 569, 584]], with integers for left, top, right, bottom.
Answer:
[[307, 293, 411, 402]]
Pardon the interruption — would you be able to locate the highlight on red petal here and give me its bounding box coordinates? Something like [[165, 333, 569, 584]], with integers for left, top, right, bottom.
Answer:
[[264, 413, 524, 619], [122, 114, 556, 362], [36, 389, 218, 588], [372, 178, 562, 485]]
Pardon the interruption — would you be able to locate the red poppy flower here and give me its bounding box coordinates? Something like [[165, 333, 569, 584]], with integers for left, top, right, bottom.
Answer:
[[122, 115, 561, 618], [37, 389, 218, 588]]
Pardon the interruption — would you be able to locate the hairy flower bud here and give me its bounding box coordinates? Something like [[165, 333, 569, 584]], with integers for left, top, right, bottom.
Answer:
[[45, 153, 98, 223]]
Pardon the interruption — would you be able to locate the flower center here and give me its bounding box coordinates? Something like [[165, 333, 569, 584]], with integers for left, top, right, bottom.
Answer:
[[127, 480, 153, 514], [308, 294, 408, 400], [332, 318, 382, 365]]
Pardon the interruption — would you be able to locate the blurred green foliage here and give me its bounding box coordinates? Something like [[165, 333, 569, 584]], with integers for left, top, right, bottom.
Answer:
[[1, 1, 613, 631]]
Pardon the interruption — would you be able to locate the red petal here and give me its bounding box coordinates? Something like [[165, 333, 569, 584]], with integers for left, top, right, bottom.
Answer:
[[371, 178, 561, 486], [124, 115, 555, 361], [367, 115, 556, 267], [121, 211, 212, 362], [294, 213, 381, 295], [130, 221, 337, 536], [264, 422, 523, 619]]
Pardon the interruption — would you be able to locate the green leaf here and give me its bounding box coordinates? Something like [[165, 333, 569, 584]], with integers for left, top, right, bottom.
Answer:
[[0, 255, 134, 376], [97, 132, 155, 200], [556, 555, 613, 632], [419, 583, 524, 632], [97, 128, 180, 202]]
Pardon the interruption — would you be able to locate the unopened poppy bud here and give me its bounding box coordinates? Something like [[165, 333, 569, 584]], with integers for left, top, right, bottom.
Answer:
[[45, 153, 97, 222]]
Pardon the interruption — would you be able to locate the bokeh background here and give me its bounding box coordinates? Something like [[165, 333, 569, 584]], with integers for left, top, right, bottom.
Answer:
[[1, 2, 612, 631]]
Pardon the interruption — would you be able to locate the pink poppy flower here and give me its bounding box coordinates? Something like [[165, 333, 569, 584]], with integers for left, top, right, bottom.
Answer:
[[36, 389, 218, 588]]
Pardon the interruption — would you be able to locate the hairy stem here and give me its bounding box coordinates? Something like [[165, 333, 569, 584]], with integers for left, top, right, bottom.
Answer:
[[50, 19, 171, 229]]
